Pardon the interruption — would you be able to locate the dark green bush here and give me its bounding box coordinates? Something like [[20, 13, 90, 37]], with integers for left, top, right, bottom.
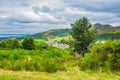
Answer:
[[22, 37, 35, 50]]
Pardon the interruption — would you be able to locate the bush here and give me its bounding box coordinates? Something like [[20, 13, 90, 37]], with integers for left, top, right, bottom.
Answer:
[[43, 58, 65, 73], [105, 53, 120, 71], [0, 48, 69, 73], [22, 37, 35, 50], [35, 42, 48, 51], [79, 53, 103, 71], [79, 40, 120, 71], [0, 38, 21, 49]]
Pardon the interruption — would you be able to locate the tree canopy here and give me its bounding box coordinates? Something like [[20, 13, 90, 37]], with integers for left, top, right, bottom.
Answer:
[[70, 17, 96, 56], [22, 37, 35, 50]]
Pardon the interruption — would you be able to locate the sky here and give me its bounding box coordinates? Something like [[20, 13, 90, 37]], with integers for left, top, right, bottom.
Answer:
[[0, 0, 120, 34]]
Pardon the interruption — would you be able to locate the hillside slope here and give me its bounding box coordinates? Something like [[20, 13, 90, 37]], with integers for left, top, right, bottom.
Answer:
[[30, 23, 120, 40], [94, 23, 120, 34], [31, 28, 71, 39]]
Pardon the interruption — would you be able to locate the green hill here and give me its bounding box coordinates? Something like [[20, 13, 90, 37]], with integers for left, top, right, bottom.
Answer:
[[31, 28, 71, 39], [22, 23, 120, 40], [94, 23, 120, 34], [94, 23, 120, 39]]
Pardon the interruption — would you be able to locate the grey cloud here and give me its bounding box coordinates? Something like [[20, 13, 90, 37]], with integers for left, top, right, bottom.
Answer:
[[62, 0, 120, 14], [41, 6, 50, 12], [32, 6, 41, 14], [32, 6, 51, 13], [0, 0, 30, 8], [0, 0, 120, 34], [21, 2, 29, 7]]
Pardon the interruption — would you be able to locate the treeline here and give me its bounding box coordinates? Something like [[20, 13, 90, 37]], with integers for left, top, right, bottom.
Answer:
[[0, 37, 36, 50]]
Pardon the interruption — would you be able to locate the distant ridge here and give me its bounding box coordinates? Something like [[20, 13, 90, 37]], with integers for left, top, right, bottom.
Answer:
[[31, 28, 70, 39], [94, 23, 120, 34], [4, 23, 120, 40], [30, 23, 120, 40]]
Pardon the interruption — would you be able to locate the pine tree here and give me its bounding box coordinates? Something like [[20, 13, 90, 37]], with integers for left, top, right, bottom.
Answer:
[[70, 17, 96, 56]]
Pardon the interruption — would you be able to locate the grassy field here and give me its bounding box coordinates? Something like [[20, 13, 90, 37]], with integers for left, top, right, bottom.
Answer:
[[0, 66, 120, 80], [51, 36, 71, 41], [0, 39, 120, 80], [34, 39, 45, 42]]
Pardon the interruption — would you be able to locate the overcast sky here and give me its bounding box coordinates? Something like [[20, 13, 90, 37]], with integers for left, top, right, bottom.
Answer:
[[0, 0, 120, 34]]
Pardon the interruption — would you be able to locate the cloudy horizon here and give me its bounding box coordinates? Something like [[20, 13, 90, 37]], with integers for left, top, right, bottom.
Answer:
[[0, 0, 120, 34]]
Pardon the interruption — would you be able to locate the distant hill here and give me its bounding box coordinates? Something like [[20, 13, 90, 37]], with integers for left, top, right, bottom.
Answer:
[[94, 23, 120, 39], [94, 23, 120, 34], [29, 23, 120, 40], [31, 28, 71, 39]]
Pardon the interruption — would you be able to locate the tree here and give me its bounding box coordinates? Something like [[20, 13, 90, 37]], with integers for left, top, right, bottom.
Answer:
[[22, 37, 35, 50], [70, 17, 96, 57], [0, 38, 21, 49]]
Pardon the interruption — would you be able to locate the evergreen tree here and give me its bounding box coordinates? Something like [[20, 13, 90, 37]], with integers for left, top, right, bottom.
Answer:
[[70, 17, 96, 56]]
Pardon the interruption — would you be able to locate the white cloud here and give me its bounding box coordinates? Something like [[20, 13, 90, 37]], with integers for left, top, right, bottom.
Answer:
[[0, 0, 120, 34]]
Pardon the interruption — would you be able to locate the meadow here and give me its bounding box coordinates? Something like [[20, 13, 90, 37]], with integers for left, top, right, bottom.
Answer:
[[0, 66, 119, 80], [0, 38, 120, 80]]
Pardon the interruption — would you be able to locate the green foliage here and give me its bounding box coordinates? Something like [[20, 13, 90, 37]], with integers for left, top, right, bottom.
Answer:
[[89, 40, 120, 54], [79, 40, 120, 71], [35, 42, 48, 51], [0, 44, 70, 73], [79, 53, 103, 70], [97, 33, 120, 40], [59, 38, 71, 45], [0, 38, 21, 49], [0, 33, 120, 73], [105, 53, 120, 71], [42, 58, 65, 73], [22, 37, 35, 50], [70, 17, 96, 56], [41, 47, 70, 58]]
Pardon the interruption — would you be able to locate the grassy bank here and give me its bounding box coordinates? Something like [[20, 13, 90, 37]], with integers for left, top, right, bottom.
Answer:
[[0, 66, 120, 80]]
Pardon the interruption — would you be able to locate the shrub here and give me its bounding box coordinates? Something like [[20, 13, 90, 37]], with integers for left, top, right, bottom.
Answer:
[[0, 38, 21, 49], [0, 48, 68, 73], [79, 40, 120, 71], [43, 58, 65, 73], [105, 53, 120, 71], [79, 53, 103, 71], [35, 42, 48, 51], [22, 37, 35, 50]]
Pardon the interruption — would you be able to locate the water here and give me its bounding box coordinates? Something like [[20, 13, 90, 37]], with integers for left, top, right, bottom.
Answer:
[[0, 34, 30, 38]]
